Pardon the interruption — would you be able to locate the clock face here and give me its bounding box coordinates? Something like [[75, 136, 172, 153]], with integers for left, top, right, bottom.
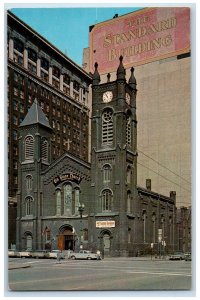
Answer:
[[103, 91, 113, 103], [126, 93, 131, 105]]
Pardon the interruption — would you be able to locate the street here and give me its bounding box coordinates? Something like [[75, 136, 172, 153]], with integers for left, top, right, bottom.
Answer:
[[8, 257, 192, 291]]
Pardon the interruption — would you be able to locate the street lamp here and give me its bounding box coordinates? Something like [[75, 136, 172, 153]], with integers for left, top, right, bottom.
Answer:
[[78, 203, 85, 248]]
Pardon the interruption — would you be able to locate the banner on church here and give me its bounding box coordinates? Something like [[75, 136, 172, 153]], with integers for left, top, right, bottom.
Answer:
[[89, 7, 190, 74], [53, 173, 82, 186]]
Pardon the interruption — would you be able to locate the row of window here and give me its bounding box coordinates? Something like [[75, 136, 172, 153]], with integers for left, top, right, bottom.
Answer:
[[11, 38, 87, 101]]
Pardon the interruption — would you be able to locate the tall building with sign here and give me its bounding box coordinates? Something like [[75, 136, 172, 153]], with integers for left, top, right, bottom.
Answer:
[[83, 7, 191, 209], [16, 58, 178, 256]]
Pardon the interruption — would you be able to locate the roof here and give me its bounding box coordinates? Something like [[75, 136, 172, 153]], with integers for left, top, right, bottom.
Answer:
[[7, 10, 92, 82], [19, 99, 52, 130]]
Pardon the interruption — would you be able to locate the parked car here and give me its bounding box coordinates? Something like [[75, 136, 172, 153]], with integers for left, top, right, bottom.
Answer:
[[49, 250, 65, 259], [19, 250, 32, 258], [31, 250, 49, 259], [70, 250, 98, 260], [184, 252, 192, 261], [169, 252, 185, 260], [8, 250, 20, 258]]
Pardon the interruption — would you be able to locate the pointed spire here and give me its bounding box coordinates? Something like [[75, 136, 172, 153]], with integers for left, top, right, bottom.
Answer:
[[19, 98, 52, 130], [117, 55, 126, 80], [128, 67, 137, 90], [107, 73, 111, 82], [92, 62, 100, 85]]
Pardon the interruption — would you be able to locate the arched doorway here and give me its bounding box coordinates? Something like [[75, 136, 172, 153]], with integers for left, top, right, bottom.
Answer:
[[23, 232, 32, 250], [100, 230, 112, 257], [57, 225, 76, 251]]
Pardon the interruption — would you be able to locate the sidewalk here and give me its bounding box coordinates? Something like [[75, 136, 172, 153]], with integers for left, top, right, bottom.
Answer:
[[103, 255, 169, 261]]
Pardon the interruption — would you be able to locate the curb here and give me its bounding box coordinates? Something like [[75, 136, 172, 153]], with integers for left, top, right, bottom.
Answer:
[[8, 263, 31, 270]]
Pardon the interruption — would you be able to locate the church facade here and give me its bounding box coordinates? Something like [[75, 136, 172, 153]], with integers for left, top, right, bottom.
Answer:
[[16, 57, 177, 257]]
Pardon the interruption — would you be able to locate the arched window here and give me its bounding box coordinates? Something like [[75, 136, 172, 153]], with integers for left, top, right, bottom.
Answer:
[[64, 184, 72, 215], [102, 108, 113, 145], [83, 229, 88, 241], [74, 188, 80, 215], [127, 166, 131, 184], [126, 115, 131, 145], [102, 189, 112, 212], [41, 139, 48, 161], [25, 135, 34, 160], [127, 191, 131, 213], [128, 228, 131, 244], [56, 189, 61, 215], [103, 164, 111, 182], [26, 175, 32, 191], [25, 196, 33, 216]]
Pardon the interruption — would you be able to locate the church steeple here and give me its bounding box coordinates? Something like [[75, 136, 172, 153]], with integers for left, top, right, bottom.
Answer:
[[20, 99, 52, 130], [92, 62, 100, 85], [128, 67, 137, 90], [117, 55, 126, 81]]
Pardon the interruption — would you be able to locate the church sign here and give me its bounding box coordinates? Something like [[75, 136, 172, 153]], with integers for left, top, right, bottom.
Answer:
[[96, 220, 115, 228], [89, 7, 190, 74], [53, 173, 82, 186]]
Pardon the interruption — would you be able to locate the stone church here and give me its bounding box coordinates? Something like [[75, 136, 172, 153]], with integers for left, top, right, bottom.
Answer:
[[16, 57, 177, 257]]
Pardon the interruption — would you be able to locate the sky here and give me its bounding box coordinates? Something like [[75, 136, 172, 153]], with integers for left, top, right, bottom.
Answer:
[[10, 7, 142, 67]]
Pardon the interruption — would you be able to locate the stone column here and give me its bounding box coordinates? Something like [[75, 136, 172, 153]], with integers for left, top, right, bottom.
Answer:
[[70, 80, 74, 98], [79, 87, 83, 102], [8, 34, 14, 60], [49, 63, 53, 85], [37, 53, 41, 77], [60, 71, 64, 92], [24, 44, 28, 69]]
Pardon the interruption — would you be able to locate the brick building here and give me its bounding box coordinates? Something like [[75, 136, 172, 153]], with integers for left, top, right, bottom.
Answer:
[[16, 57, 177, 256], [7, 11, 92, 246]]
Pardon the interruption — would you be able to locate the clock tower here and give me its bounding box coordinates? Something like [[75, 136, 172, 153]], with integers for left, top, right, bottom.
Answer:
[[89, 56, 138, 257]]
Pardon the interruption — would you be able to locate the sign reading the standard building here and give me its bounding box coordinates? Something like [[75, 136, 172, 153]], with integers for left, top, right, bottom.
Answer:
[[89, 7, 190, 73], [96, 221, 115, 228]]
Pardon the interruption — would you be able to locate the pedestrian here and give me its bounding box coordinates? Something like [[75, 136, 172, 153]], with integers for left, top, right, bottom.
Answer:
[[96, 250, 101, 260], [56, 251, 61, 264]]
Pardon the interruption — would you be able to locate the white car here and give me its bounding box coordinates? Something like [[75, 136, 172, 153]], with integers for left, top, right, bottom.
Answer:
[[49, 250, 65, 259], [70, 250, 98, 260]]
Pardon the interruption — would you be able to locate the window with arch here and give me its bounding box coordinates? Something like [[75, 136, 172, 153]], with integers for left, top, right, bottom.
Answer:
[[103, 164, 111, 182], [102, 108, 113, 145], [56, 189, 61, 215], [26, 175, 32, 191], [25, 196, 33, 216], [126, 115, 132, 145], [83, 229, 88, 241], [64, 184, 72, 215], [126, 166, 131, 184], [101, 189, 112, 212], [127, 191, 131, 213], [25, 135, 34, 160], [41, 139, 48, 161], [74, 188, 80, 215]]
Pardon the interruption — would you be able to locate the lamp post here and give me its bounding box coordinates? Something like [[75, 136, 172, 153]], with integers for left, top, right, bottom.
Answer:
[[78, 203, 85, 248]]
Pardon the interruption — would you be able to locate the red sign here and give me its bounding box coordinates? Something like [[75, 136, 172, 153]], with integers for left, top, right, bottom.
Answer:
[[89, 7, 190, 74]]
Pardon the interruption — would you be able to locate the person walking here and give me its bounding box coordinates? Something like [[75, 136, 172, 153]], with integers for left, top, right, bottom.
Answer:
[[56, 251, 61, 264]]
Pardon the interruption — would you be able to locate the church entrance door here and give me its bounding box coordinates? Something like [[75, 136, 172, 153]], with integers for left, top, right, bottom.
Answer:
[[57, 226, 75, 251]]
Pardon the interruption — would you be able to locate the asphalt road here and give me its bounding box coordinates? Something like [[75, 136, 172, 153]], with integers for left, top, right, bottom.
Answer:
[[8, 257, 192, 292]]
